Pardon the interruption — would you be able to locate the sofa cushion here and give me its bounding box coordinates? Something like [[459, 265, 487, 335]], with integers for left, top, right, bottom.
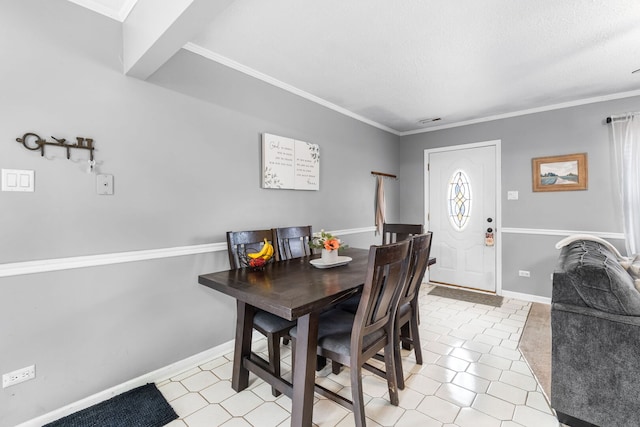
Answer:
[[563, 240, 640, 316]]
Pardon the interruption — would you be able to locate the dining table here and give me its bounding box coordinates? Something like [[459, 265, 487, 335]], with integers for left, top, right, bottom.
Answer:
[[198, 247, 435, 427]]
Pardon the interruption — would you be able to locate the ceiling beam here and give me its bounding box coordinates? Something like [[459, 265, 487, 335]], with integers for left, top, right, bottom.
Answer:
[[123, 0, 233, 80]]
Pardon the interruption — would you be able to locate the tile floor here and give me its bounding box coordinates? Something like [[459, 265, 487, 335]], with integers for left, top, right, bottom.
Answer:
[[157, 285, 561, 427]]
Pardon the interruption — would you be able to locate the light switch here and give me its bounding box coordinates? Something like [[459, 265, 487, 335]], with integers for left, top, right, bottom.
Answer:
[[507, 190, 519, 200], [2, 169, 34, 192], [97, 174, 114, 195]]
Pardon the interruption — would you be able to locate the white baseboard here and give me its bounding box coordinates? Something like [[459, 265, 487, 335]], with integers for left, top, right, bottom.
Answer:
[[502, 290, 551, 305], [16, 339, 237, 427]]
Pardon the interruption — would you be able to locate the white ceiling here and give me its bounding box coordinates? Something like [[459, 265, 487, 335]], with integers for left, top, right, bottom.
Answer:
[[70, 0, 640, 135]]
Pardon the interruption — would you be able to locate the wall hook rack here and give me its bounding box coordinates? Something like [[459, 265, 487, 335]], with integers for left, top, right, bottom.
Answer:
[[16, 132, 95, 162]]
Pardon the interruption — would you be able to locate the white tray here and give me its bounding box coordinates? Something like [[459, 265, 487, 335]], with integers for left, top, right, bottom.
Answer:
[[310, 256, 353, 269]]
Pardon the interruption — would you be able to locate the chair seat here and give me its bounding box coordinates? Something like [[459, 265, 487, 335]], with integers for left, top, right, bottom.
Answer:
[[254, 310, 296, 334], [290, 309, 353, 340], [335, 293, 361, 314], [290, 309, 385, 356]]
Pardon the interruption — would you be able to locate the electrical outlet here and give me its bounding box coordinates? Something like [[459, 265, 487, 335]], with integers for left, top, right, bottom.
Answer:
[[2, 365, 35, 388], [519, 270, 531, 277]]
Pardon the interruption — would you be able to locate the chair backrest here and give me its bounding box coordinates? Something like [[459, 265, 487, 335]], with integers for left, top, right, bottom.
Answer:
[[226, 229, 276, 269], [273, 226, 312, 261], [398, 232, 433, 309], [382, 223, 424, 244], [353, 240, 411, 346]]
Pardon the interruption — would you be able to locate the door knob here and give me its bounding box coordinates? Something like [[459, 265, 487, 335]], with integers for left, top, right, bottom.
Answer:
[[487, 228, 493, 233], [487, 218, 493, 223]]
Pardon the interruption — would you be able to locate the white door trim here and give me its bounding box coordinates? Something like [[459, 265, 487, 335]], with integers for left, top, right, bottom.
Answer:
[[424, 140, 502, 295]]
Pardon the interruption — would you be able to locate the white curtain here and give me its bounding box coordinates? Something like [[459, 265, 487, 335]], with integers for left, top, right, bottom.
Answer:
[[610, 113, 640, 255]]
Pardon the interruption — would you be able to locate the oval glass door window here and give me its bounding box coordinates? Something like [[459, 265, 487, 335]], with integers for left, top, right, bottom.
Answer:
[[447, 170, 472, 230]]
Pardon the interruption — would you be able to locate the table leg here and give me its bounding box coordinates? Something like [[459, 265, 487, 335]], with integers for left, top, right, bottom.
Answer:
[[232, 300, 255, 392], [291, 311, 319, 427]]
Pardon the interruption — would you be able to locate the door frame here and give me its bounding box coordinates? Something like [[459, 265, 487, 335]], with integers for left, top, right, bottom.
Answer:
[[424, 139, 503, 295]]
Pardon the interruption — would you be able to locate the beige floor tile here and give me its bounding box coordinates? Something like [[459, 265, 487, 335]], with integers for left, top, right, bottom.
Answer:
[[181, 370, 219, 392], [244, 402, 290, 427], [219, 390, 264, 416], [183, 404, 232, 427]]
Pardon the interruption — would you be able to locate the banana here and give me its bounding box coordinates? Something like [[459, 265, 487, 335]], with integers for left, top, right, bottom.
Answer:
[[247, 239, 271, 259], [246, 239, 275, 261], [262, 242, 274, 260]]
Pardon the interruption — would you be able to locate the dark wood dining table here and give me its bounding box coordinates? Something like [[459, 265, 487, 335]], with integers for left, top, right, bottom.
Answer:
[[198, 247, 435, 427]]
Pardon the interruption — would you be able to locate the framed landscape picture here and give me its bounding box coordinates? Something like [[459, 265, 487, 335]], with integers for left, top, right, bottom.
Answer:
[[532, 153, 588, 192]]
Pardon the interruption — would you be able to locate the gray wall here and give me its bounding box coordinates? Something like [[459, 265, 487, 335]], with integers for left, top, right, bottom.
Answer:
[[400, 96, 640, 298], [0, 1, 399, 425]]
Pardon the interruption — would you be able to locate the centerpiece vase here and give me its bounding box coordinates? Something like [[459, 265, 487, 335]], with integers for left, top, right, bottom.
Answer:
[[321, 248, 339, 264]]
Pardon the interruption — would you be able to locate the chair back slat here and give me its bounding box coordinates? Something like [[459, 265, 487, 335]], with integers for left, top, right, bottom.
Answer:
[[356, 240, 411, 342], [399, 232, 434, 308], [274, 226, 312, 261], [226, 229, 276, 269], [382, 223, 424, 244]]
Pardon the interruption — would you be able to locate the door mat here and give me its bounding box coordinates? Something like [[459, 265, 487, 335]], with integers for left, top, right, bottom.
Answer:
[[44, 383, 177, 427], [428, 285, 504, 307]]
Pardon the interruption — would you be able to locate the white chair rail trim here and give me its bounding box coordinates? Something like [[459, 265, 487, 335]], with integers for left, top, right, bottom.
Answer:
[[0, 243, 226, 278], [0, 227, 377, 278], [501, 227, 624, 240], [2, 227, 620, 278]]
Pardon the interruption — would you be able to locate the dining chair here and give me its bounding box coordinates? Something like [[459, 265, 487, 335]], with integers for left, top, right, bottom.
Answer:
[[273, 225, 313, 261], [393, 232, 433, 389], [274, 225, 334, 370], [290, 240, 411, 427], [382, 223, 424, 244], [226, 229, 296, 397], [335, 223, 423, 314]]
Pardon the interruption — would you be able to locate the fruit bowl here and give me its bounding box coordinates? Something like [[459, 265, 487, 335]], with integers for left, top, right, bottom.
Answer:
[[240, 239, 275, 271], [240, 253, 273, 271]]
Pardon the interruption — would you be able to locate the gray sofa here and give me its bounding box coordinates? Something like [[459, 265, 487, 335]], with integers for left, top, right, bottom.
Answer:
[[551, 239, 640, 427]]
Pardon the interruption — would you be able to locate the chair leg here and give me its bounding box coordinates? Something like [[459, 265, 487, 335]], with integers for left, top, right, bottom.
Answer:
[[394, 332, 405, 390], [384, 340, 399, 406], [410, 314, 423, 365], [400, 322, 412, 350], [317, 355, 327, 371], [267, 333, 282, 397], [331, 360, 342, 375], [350, 364, 367, 427]]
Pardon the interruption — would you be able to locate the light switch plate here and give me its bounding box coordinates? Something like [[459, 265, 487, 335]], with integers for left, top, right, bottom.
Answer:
[[96, 174, 114, 195], [2, 169, 34, 192], [507, 190, 519, 200]]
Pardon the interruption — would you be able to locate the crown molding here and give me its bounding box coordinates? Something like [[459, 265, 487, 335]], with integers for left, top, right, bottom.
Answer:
[[182, 43, 401, 136], [400, 89, 640, 136]]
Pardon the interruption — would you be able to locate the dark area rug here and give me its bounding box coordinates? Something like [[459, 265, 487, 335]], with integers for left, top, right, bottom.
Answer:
[[44, 383, 177, 427], [428, 285, 504, 307]]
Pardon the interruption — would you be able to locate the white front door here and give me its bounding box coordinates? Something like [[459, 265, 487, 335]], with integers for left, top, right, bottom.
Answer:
[[427, 144, 497, 292]]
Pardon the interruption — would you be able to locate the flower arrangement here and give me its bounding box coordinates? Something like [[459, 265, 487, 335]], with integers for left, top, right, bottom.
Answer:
[[309, 230, 348, 252]]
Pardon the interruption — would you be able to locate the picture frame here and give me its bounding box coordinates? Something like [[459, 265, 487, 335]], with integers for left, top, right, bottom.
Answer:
[[532, 153, 588, 192]]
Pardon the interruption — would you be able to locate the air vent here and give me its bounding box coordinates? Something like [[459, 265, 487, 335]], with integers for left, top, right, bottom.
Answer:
[[418, 117, 442, 124]]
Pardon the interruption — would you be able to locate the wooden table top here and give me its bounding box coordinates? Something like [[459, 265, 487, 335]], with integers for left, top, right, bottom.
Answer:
[[198, 248, 371, 320]]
